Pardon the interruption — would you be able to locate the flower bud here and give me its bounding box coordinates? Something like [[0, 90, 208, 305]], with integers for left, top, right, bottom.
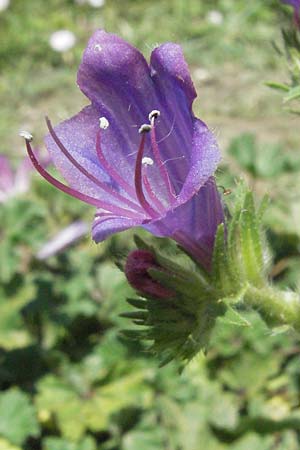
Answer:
[[125, 249, 174, 299]]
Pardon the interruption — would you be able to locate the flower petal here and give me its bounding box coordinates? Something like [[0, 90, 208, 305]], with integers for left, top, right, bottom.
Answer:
[[92, 214, 144, 243], [44, 105, 144, 214], [77, 30, 156, 125], [77, 31, 195, 193], [150, 42, 197, 109], [149, 43, 197, 190], [176, 119, 221, 205], [144, 178, 224, 270]]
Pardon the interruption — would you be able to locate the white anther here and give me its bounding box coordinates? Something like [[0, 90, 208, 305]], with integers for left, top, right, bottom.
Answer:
[[142, 157, 154, 166], [19, 130, 33, 142], [138, 124, 152, 134], [94, 43, 102, 52], [99, 117, 109, 129], [148, 110, 161, 121]]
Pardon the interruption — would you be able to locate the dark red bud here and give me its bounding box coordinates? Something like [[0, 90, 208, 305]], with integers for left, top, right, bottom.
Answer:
[[125, 249, 174, 299]]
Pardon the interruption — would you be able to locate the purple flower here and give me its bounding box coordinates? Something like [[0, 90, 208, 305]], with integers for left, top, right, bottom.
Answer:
[[25, 30, 224, 270], [282, 0, 300, 27]]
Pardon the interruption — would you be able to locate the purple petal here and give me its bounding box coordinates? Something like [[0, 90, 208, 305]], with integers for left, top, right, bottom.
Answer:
[[149, 43, 197, 190], [45, 105, 108, 192], [77, 31, 196, 194], [176, 119, 221, 205], [92, 214, 145, 243], [150, 43, 197, 109], [77, 30, 156, 125], [144, 178, 224, 270], [44, 105, 144, 214]]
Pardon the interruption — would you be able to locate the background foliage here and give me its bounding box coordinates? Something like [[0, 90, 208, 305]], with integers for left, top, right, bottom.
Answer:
[[1, 0, 300, 449]]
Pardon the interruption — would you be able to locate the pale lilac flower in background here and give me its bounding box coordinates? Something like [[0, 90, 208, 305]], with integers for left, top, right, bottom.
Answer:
[[49, 30, 76, 53], [36, 221, 89, 260], [25, 30, 224, 270], [0, 0, 10, 13], [0, 154, 33, 204]]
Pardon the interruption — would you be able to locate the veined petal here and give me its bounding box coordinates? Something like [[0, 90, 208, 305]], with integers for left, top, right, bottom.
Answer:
[[150, 42, 197, 109], [144, 178, 224, 270], [92, 214, 145, 243], [176, 119, 221, 205], [77, 30, 157, 126], [149, 43, 197, 190], [77, 31, 194, 193], [44, 105, 142, 212]]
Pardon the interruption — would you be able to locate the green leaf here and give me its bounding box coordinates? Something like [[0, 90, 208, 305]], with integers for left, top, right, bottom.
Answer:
[[0, 438, 22, 450], [44, 436, 96, 450], [265, 81, 290, 92], [36, 368, 152, 441], [0, 389, 39, 445], [284, 85, 300, 102], [230, 433, 273, 450], [122, 429, 164, 450]]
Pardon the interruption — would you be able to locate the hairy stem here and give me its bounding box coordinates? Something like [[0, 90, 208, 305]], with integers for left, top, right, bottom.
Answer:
[[244, 285, 300, 331]]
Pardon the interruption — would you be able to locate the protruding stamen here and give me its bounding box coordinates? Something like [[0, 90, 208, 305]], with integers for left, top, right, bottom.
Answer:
[[139, 124, 152, 134], [46, 117, 143, 213], [19, 131, 33, 142], [148, 110, 161, 122], [135, 129, 158, 218], [99, 117, 109, 129], [23, 138, 144, 219], [142, 156, 154, 166]]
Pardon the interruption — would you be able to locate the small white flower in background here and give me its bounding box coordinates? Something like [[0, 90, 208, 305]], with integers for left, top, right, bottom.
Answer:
[[75, 0, 105, 6], [36, 221, 89, 260], [207, 10, 224, 26], [0, 0, 10, 13], [88, 0, 105, 7], [193, 67, 210, 83], [49, 30, 76, 53]]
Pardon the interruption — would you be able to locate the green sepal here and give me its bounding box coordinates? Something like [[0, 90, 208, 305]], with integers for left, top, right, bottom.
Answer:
[[217, 305, 251, 328], [126, 298, 148, 309], [122, 182, 300, 367]]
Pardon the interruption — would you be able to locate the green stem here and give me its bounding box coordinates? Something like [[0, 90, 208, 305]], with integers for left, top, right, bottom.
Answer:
[[244, 285, 300, 331]]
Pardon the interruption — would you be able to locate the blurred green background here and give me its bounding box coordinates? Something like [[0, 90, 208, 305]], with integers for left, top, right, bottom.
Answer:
[[1, 0, 300, 449]]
